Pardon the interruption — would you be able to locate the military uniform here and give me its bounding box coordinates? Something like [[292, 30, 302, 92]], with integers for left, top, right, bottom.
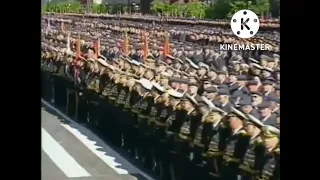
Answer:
[[154, 90, 175, 180], [221, 107, 249, 180], [172, 93, 202, 180], [135, 79, 154, 167], [42, 16, 280, 180], [41, 52, 54, 102], [256, 126, 280, 180], [191, 97, 223, 179]]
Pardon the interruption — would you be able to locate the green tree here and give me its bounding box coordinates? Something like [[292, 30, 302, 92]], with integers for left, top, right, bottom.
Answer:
[[228, 0, 250, 18], [185, 2, 206, 18], [213, 0, 232, 19], [251, 0, 270, 17]]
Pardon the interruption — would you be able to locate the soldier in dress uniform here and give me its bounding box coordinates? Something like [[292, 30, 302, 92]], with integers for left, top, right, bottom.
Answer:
[[198, 62, 210, 79], [41, 50, 55, 102], [258, 101, 277, 126], [103, 66, 122, 144], [155, 89, 182, 180], [203, 86, 219, 103], [221, 107, 248, 180], [273, 137, 280, 180], [239, 99, 261, 119], [133, 78, 154, 167], [147, 82, 167, 172], [249, 60, 263, 76], [237, 114, 265, 180], [128, 78, 149, 158], [247, 80, 261, 93], [216, 89, 233, 113], [172, 94, 201, 180], [249, 91, 262, 106], [231, 75, 251, 103], [52, 50, 69, 110], [114, 71, 136, 147], [191, 96, 223, 179], [85, 58, 105, 128], [227, 72, 239, 92], [204, 107, 228, 180], [159, 71, 171, 88], [121, 75, 141, 156], [257, 125, 280, 180], [262, 80, 277, 101], [65, 55, 83, 117]]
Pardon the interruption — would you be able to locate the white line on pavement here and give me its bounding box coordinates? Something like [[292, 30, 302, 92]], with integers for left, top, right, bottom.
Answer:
[[41, 128, 91, 178], [41, 99, 155, 179]]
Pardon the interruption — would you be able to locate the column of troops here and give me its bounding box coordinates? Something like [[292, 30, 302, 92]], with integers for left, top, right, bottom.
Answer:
[[46, 13, 280, 31], [41, 14, 280, 180]]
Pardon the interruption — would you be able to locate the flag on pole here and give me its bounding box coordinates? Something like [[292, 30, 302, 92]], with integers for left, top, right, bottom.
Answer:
[[66, 32, 71, 54], [46, 19, 51, 35], [94, 38, 101, 58], [48, 19, 51, 31], [163, 32, 170, 58], [142, 32, 149, 60], [74, 35, 84, 84], [122, 31, 129, 55], [61, 22, 65, 33], [76, 35, 82, 60]]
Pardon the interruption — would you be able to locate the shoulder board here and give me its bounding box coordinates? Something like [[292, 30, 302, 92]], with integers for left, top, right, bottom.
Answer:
[[274, 148, 280, 154], [241, 133, 251, 137], [239, 129, 247, 134]]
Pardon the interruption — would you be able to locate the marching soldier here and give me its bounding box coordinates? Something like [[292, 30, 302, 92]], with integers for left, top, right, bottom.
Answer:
[[237, 114, 267, 180], [129, 78, 147, 158], [191, 96, 222, 179], [42, 16, 280, 180], [41, 50, 54, 102], [221, 107, 248, 180], [239, 99, 261, 119], [85, 58, 103, 128], [147, 82, 167, 172], [204, 107, 228, 180], [172, 94, 201, 180], [114, 71, 132, 145], [105, 70, 122, 146], [257, 125, 280, 180], [51, 51, 67, 109], [120, 75, 138, 150], [154, 89, 181, 180], [258, 101, 277, 126], [135, 78, 154, 167], [216, 89, 233, 113]]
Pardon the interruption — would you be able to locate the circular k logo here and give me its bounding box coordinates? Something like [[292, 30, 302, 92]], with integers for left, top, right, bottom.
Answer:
[[231, 10, 260, 39]]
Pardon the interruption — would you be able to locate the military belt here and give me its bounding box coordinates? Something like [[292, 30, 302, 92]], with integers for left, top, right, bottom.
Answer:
[[155, 121, 166, 127], [138, 114, 149, 119], [131, 109, 139, 113], [109, 97, 117, 100], [148, 117, 156, 123], [223, 156, 241, 163], [123, 104, 131, 109], [166, 131, 177, 136], [178, 134, 191, 141], [239, 164, 256, 174], [206, 151, 223, 157], [194, 142, 205, 148]]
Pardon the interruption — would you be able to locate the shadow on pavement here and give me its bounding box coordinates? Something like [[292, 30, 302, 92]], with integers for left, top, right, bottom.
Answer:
[[41, 101, 157, 180]]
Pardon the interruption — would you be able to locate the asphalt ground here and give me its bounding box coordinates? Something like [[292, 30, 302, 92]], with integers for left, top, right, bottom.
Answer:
[[41, 99, 155, 180]]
